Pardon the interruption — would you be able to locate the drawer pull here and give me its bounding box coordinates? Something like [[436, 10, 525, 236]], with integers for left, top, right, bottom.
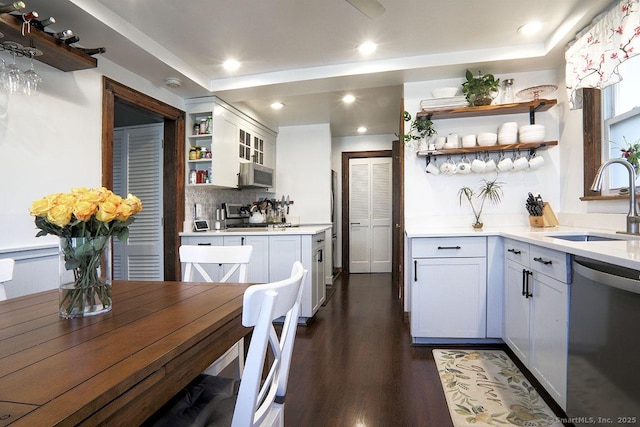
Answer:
[[437, 246, 462, 250], [197, 243, 212, 246], [507, 248, 521, 254], [533, 257, 552, 265]]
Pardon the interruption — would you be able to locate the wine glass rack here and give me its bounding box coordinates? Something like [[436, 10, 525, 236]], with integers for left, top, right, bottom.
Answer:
[[0, 14, 96, 72]]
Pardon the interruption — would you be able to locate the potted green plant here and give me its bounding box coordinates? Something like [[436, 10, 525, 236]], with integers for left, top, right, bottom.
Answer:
[[462, 70, 500, 107], [458, 178, 504, 229], [397, 111, 436, 145]]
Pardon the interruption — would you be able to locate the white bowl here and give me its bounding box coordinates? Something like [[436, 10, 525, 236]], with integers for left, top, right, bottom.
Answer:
[[432, 87, 458, 98], [477, 132, 497, 146], [461, 135, 476, 147]]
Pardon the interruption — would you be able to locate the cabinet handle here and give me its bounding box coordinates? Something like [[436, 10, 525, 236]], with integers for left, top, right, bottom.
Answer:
[[241, 237, 245, 245], [319, 249, 323, 263], [533, 257, 552, 265], [414, 260, 417, 282], [522, 269, 527, 296], [507, 248, 521, 254], [351, 222, 360, 225], [316, 239, 324, 243], [197, 243, 211, 246], [437, 246, 461, 250], [525, 270, 533, 298]]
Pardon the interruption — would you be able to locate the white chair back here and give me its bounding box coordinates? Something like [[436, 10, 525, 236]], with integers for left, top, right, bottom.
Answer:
[[180, 245, 253, 283], [0, 258, 15, 301], [232, 261, 306, 427]]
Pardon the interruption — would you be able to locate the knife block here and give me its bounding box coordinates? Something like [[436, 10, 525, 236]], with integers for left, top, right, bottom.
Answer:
[[529, 202, 559, 227]]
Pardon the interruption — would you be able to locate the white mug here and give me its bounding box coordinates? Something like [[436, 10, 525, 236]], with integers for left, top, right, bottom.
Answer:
[[457, 156, 471, 174], [484, 155, 497, 172], [513, 155, 529, 170], [440, 158, 457, 174], [426, 161, 440, 175], [529, 154, 545, 169], [471, 158, 486, 173], [497, 155, 514, 172]]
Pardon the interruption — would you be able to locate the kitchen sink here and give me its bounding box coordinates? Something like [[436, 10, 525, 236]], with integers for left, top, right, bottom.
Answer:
[[544, 234, 636, 242]]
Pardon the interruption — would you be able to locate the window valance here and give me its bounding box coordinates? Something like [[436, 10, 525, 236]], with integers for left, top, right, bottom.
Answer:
[[565, 0, 640, 108]]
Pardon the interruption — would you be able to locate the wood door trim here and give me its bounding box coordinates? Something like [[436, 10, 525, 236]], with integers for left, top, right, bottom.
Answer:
[[102, 77, 185, 280], [341, 150, 392, 274]]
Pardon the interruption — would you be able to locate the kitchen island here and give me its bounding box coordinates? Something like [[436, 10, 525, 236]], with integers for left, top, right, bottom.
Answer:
[[180, 225, 331, 322]]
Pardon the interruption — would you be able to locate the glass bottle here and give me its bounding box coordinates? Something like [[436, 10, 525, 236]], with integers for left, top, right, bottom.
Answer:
[[502, 79, 515, 104]]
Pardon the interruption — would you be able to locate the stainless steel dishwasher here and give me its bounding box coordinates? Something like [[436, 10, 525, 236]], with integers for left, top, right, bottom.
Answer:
[[567, 256, 640, 425]]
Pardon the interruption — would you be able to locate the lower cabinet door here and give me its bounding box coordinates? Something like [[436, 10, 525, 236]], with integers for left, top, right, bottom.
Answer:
[[503, 259, 531, 364], [411, 257, 487, 338]]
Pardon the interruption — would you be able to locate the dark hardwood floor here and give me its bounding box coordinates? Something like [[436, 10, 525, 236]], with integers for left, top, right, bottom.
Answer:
[[285, 273, 454, 427]]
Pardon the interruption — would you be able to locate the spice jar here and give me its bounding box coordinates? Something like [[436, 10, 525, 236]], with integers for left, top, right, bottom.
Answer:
[[189, 147, 197, 160], [199, 119, 207, 134], [193, 123, 200, 135], [200, 146, 207, 159], [206, 116, 212, 134], [194, 146, 201, 159]]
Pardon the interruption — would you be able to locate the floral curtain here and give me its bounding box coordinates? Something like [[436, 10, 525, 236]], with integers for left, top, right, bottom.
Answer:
[[565, 0, 640, 108]]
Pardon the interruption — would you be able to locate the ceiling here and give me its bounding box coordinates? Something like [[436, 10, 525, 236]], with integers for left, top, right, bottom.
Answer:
[[24, 0, 614, 136]]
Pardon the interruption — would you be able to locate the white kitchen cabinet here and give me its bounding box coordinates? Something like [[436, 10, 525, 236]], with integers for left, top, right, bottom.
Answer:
[[268, 235, 301, 282], [223, 235, 269, 283], [185, 97, 276, 189], [311, 233, 326, 315], [503, 238, 569, 409], [410, 237, 487, 341]]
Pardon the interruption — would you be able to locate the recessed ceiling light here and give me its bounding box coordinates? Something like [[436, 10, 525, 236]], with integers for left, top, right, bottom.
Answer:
[[358, 41, 377, 55], [271, 102, 284, 110], [518, 21, 542, 35], [164, 77, 182, 88], [223, 59, 241, 72], [343, 94, 356, 104], [357, 126, 367, 133]]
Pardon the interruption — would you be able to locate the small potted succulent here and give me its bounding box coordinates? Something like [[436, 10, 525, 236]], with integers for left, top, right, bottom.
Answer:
[[462, 70, 500, 107], [397, 111, 436, 145]]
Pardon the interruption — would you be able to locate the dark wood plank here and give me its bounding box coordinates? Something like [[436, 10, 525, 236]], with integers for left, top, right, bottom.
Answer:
[[0, 281, 248, 426]]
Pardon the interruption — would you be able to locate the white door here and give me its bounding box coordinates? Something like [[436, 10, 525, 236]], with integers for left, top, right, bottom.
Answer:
[[349, 157, 392, 273], [113, 124, 164, 280]]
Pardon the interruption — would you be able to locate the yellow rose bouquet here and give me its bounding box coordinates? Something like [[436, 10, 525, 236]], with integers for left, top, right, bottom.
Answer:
[[29, 187, 143, 318]]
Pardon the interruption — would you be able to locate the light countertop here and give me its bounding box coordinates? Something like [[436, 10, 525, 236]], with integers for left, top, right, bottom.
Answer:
[[180, 225, 331, 237], [406, 224, 640, 270]]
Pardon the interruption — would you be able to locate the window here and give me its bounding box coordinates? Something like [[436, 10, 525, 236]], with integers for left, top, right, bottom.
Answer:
[[601, 55, 640, 193]]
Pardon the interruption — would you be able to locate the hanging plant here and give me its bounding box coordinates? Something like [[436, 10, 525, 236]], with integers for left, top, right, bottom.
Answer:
[[396, 111, 436, 145]]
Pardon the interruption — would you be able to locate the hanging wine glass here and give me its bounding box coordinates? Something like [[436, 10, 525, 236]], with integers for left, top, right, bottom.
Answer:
[[22, 48, 42, 96], [4, 43, 24, 95], [0, 58, 7, 94]]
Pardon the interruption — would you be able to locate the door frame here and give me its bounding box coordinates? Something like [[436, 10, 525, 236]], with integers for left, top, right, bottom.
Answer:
[[101, 77, 185, 281], [341, 150, 392, 275]]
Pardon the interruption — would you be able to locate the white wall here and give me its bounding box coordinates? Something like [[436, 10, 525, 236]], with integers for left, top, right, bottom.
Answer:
[[0, 56, 184, 297], [331, 134, 394, 268], [403, 70, 562, 229], [275, 124, 332, 224]]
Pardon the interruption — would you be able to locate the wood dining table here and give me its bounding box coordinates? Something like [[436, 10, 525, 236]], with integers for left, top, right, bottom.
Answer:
[[0, 280, 250, 426]]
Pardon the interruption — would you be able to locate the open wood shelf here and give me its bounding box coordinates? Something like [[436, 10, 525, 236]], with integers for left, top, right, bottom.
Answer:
[[416, 140, 558, 157], [0, 14, 97, 72], [416, 99, 557, 121]]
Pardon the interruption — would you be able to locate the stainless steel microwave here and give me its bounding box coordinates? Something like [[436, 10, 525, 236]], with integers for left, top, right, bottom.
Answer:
[[238, 163, 274, 188]]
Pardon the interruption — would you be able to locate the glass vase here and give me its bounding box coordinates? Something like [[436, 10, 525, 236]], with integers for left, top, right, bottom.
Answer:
[[59, 236, 113, 319]]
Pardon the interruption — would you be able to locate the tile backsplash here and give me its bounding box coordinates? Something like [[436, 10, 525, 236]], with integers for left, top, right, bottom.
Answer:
[[184, 187, 260, 224]]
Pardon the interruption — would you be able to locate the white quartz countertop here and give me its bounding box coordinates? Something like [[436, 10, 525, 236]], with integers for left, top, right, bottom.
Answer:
[[180, 225, 331, 237], [406, 224, 640, 270]]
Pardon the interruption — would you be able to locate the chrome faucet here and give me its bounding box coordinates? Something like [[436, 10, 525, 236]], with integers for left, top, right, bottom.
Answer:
[[591, 158, 640, 234]]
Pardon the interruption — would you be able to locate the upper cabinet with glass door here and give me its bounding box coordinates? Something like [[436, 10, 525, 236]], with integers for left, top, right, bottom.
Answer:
[[185, 97, 277, 189]]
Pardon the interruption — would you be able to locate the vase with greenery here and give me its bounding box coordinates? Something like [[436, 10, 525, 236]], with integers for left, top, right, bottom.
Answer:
[[458, 178, 504, 229], [30, 187, 143, 318], [462, 70, 500, 107], [397, 111, 436, 145]]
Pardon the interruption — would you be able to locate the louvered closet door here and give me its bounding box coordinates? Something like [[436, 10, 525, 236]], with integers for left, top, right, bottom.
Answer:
[[349, 157, 392, 273], [113, 124, 164, 280]]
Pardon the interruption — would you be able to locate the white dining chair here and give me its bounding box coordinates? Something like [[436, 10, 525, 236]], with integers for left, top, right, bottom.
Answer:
[[0, 258, 15, 301], [148, 261, 306, 427], [180, 244, 253, 377]]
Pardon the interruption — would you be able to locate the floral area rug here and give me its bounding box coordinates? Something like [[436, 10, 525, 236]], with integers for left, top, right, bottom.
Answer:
[[433, 349, 562, 426]]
